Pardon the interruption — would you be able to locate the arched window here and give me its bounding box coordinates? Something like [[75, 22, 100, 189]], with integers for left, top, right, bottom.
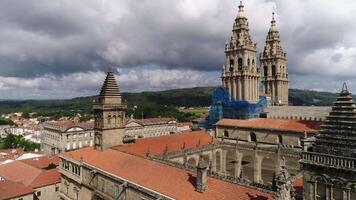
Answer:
[[264, 66, 268, 77], [247, 58, 250, 66], [278, 135, 283, 144], [272, 65, 276, 76], [230, 59, 234, 67], [252, 59, 255, 66], [238, 58, 243, 70], [107, 115, 111, 125], [224, 130, 229, 138], [250, 132, 257, 142]]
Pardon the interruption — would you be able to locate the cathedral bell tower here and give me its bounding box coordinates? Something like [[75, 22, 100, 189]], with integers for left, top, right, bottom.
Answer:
[[94, 71, 127, 151], [221, 1, 260, 103], [260, 13, 288, 105]]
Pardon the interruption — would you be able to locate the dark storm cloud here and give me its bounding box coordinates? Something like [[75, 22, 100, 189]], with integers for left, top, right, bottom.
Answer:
[[1, 0, 356, 99]]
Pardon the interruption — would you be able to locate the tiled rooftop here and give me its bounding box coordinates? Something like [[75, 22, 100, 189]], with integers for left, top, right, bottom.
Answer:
[[43, 120, 94, 131], [216, 118, 321, 133], [0, 180, 34, 199], [64, 147, 274, 200], [113, 130, 215, 157]]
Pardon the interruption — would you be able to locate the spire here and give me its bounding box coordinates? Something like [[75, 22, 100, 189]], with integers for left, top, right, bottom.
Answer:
[[99, 71, 121, 97], [270, 12, 277, 31], [313, 83, 356, 157], [237, 1, 246, 18]]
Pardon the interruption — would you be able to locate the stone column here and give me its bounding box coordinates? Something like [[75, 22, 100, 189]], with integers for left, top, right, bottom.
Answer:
[[226, 78, 231, 98], [221, 150, 227, 174], [232, 77, 237, 100], [238, 78, 242, 100], [211, 150, 216, 172], [254, 155, 262, 183], [235, 152, 242, 178]]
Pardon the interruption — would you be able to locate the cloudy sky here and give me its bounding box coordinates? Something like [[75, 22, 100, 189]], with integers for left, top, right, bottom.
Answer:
[[1, 0, 356, 99]]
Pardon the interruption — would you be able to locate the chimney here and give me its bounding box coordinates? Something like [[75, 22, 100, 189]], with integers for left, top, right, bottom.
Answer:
[[196, 155, 208, 193]]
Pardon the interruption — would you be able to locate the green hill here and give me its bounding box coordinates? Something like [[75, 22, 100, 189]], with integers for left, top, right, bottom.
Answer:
[[0, 87, 346, 121]]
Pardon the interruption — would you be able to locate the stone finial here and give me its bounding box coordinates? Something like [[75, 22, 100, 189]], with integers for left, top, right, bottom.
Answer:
[[196, 155, 208, 193]]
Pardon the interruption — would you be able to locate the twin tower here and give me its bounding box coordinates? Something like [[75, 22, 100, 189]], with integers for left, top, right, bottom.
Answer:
[[221, 1, 288, 105]]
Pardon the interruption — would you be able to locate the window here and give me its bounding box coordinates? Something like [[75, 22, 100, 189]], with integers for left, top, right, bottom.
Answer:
[[224, 130, 229, 138], [278, 135, 283, 144], [238, 58, 243, 70], [250, 132, 257, 142], [316, 182, 326, 199], [252, 59, 255, 66], [107, 115, 111, 125], [264, 66, 268, 77], [272, 65, 276, 76], [37, 191, 41, 197], [56, 186, 59, 192], [230, 59, 234, 67], [247, 58, 250, 66]]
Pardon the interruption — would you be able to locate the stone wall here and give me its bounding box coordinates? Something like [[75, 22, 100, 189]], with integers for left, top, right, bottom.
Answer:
[[267, 106, 331, 121]]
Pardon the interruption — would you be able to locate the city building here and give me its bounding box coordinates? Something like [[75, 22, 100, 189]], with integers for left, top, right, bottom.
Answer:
[[0, 155, 60, 200], [41, 120, 95, 154], [125, 117, 177, 138], [301, 84, 356, 199], [59, 70, 296, 200]]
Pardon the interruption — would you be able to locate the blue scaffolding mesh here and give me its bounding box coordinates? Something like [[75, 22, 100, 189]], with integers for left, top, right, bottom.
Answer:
[[199, 87, 267, 129]]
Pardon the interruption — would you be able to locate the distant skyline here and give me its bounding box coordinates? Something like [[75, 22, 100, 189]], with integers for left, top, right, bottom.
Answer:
[[1, 0, 356, 99]]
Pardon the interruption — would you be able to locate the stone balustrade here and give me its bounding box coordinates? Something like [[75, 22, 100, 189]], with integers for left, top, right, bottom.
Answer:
[[302, 151, 356, 170]]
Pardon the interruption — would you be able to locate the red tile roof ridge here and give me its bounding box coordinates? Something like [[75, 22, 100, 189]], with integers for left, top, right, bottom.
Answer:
[[216, 118, 321, 133], [63, 147, 274, 200]]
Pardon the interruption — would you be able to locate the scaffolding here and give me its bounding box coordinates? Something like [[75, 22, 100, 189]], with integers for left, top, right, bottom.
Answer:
[[199, 87, 267, 129]]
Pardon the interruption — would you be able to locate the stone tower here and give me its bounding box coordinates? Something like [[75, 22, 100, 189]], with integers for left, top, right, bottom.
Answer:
[[221, 1, 260, 103], [94, 71, 127, 151], [301, 83, 356, 199], [260, 13, 288, 105]]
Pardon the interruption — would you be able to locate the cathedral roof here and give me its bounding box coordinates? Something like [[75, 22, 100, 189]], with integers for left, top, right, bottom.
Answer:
[[113, 130, 215, 157], [99, 71, 121, 97], [216, 118, 321, 133], [63, 147, 274, 200], [313, 83, 356, 157]]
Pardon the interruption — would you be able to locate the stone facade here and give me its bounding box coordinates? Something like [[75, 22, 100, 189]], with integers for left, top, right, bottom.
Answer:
[[124, 118, 177, 139], [41, 121, 94, 154], [260, 13, 288, 105], [301, 84, 356, 200], [267, 106, 331, 121], [59, 158, 172, 200], [93, 71, 127, 151], [221, 1, 260, 103]]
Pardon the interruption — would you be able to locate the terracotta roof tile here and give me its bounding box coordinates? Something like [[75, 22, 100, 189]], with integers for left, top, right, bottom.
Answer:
[[19, 155, 59, 169], [0, 180, 34, 200], [0, 161, 42, 187], [31, 168, 61, 188], [44, 120, 94, 131], [113, 131, 215, 157], [0, 160, 60, 190], [64, 147, 274, 200], [216, 118, 321, 133]]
